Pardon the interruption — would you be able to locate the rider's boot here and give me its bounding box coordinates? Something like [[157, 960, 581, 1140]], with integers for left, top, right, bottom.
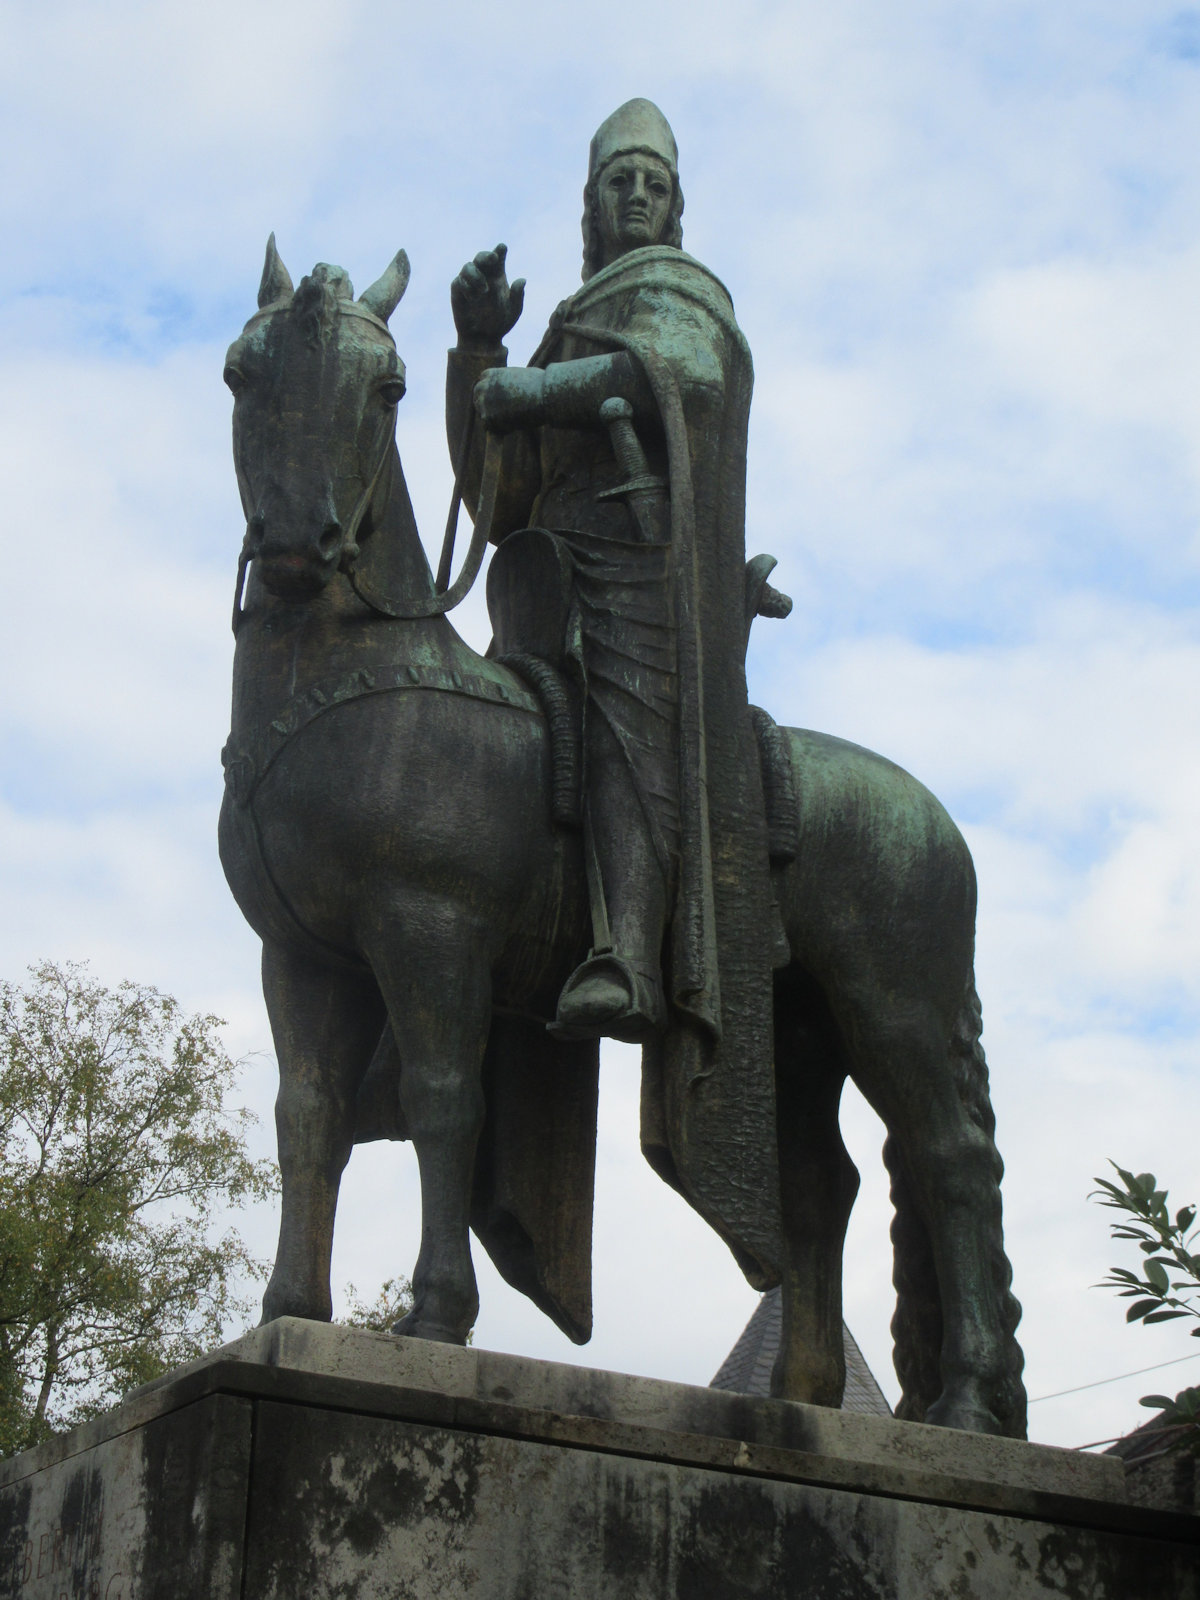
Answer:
[[550, 749, 669, 1043], [551, 948, 666, 1043]]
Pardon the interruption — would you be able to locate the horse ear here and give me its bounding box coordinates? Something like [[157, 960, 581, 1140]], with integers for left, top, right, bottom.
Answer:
[[258, 233, 294, 308], [358, 249, 411, 323]]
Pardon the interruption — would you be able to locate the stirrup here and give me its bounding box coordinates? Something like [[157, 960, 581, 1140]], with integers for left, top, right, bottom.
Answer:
[[548, 952, 667, 1043]]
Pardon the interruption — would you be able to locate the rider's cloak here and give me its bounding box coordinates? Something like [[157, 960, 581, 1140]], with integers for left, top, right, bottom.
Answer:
[[471, 246, 786, 1305]]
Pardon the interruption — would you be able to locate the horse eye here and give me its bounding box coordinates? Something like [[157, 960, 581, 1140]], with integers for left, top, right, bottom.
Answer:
[[224, 365, 246, 395], [379, 377, 406, 406]]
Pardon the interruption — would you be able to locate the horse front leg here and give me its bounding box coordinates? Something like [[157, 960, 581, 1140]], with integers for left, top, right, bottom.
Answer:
[[260, 943, 387, 1324], [367, 901, 492, 1345]]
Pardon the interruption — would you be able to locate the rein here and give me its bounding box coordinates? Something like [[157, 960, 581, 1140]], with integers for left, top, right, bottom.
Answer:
[[342, 419, 500, 623]]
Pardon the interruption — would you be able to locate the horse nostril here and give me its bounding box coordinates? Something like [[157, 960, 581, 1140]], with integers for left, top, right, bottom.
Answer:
[[318, 522, 342, 560], [245, 515, 266, 556]]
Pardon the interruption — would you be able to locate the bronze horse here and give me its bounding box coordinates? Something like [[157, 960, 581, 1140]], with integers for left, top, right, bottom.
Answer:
[[219, 241, 1026, 1438]]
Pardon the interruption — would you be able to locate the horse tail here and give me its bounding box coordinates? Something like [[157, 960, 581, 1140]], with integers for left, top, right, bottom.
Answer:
[[886, 973, 1028, 1437]]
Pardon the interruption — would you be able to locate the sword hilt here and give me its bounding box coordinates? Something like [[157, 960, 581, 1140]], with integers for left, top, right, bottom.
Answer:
[[596, 397, 668, 502], [600, 396, 646, 481]]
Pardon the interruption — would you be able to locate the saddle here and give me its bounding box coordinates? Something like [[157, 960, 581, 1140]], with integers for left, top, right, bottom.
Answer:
[[486, 527, 798, 864]]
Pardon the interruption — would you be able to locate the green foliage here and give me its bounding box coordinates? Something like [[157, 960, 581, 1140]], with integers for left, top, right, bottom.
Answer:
[[1092, 1162, 1200, 1451], [0, 961, 277, 1455], [337, 1276, 415, 1334], [336, 1276, 472, 1344], [1139, 1384, 1200, 1429]]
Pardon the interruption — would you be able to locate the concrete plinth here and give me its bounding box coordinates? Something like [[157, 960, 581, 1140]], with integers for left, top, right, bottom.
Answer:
[[0, 1320, 1194, 1598]]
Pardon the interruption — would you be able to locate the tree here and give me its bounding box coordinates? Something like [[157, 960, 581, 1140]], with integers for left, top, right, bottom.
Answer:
[[0, 961, 276, 1455], [337, 1276, 415, 1333], [1092, 1163, 1200, 1450]]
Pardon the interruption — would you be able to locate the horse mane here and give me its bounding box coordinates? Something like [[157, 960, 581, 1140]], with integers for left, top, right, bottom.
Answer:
[[292, 264, 353, 346]]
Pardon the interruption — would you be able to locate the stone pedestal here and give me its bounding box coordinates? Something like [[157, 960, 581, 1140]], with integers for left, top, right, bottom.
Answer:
[[0, 1320, 1194, 1598]]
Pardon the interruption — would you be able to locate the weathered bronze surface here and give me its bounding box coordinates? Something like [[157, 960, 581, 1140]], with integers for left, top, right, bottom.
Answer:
[[219, 101, 1027, 1438]]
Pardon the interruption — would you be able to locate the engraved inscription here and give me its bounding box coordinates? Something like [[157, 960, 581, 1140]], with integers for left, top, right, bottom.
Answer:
[[7, 1531, 125, 1597]]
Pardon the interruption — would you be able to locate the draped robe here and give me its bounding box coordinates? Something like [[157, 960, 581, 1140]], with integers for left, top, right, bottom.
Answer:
[[452, 246, 785, 1324]]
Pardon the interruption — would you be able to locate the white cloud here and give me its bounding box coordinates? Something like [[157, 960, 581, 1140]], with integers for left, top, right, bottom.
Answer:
[[3, 0, 1200, 1451]]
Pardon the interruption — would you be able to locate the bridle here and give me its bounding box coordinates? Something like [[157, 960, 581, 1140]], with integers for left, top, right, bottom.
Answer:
[[231, 303, 497, 634], [341, 411, 500, 624]]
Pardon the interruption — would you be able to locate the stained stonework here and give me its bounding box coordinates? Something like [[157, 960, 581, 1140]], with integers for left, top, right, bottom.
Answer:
[[0, 1321, 1194, 1599]]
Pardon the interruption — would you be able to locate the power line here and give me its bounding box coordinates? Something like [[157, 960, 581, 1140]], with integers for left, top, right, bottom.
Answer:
[[1027, 1349, 1200, 1405]]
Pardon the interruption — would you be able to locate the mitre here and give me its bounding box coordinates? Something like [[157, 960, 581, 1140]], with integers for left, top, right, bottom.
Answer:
[[588, 98, 678, 179]]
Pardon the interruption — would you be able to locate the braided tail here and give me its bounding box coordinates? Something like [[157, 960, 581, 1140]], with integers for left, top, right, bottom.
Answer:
[[886, 975, 1028, 1438]]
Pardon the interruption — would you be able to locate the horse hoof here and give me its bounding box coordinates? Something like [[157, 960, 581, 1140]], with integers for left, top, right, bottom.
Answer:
[[260, 1287, 333, 1326], [259, 1306, 332, 1327], [391, 1310, 469, 1345], [924, 1394, 1004, 1435]]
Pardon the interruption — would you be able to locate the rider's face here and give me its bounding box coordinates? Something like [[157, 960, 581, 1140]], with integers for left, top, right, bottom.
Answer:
[[595, 154, 674, 261]]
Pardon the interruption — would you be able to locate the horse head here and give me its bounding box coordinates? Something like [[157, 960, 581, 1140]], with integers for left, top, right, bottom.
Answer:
[[226, 235, 411, 601]]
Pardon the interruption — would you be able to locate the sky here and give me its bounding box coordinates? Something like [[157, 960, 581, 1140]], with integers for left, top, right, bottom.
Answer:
[[3, 0, 1200, 1453]]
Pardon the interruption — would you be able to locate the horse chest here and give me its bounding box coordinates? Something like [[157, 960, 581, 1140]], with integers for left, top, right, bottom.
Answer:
[[220, 684, 571, 971]]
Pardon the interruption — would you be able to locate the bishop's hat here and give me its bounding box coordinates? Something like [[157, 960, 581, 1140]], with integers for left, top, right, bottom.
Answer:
[[588, 99, 678, 181]]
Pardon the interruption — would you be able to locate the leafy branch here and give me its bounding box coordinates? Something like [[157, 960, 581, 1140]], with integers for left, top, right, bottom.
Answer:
[[0, 962, 278, 1455], [1092, 1162, 1200, 1448], [337, 1276, 414, 1334]]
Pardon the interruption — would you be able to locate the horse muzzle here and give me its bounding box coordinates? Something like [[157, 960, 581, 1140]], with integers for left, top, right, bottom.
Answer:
[[250, 513, 346, 598]]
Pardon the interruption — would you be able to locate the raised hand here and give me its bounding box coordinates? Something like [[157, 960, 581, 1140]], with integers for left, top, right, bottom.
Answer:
[[451, 243, 526, 350]]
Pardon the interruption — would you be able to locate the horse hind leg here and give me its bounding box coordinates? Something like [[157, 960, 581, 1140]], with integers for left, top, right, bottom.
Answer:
[[260, 943, 387, 1324], [771, 968, 859, 1406], [884, 1134, 943, 1426]]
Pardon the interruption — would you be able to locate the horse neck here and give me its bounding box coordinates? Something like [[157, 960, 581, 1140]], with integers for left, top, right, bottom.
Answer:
[[231, 443, 467, 731], [362, 442, 438, 607]]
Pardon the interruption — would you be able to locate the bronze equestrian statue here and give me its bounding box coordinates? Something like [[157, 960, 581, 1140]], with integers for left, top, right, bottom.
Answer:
[[218, 99, 1027, 1438]]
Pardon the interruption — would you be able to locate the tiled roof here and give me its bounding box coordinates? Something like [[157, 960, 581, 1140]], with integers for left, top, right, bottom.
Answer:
[[1105, 1411, 1199, 1515], [709, 1286, 893, 1417]]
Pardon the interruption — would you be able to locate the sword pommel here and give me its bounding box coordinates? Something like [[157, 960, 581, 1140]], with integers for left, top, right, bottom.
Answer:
[[596, 398, 668, 537], [599, 396, 638, 472]]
